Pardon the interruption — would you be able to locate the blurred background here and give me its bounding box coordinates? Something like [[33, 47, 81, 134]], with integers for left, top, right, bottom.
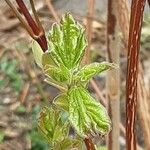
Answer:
[[0, 0, 149, 149]]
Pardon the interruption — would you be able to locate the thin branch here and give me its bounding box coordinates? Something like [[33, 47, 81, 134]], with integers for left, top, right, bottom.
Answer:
[[107, 0, 120, 149], [148, 0, 150, 6], [84, 137, 95, 150], [5, 0, 48, 51], [126, 0, 146, 149], [45, 0, 59, 23], [16, 0, 40, 35], [82, 0, 95, 65], [137, 67, 150, 149], [4, 0, 34, 38], [116, 0, 150, 148], [29, 0, 44, 31]]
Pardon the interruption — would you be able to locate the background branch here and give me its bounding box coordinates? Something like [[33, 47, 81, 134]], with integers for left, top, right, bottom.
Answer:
[[126, 0, 146, 149]]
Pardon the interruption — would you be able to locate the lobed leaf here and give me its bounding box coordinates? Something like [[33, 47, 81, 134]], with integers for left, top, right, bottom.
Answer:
[[48, 13, 87, 69], [74, 62, 116, 84], [68, 86, 111, 137]]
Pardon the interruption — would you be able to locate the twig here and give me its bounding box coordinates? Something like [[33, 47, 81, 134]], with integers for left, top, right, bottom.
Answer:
[[82, 0, 95, 65], [16, 0, 40, 35], [116, 0, 130, 49], [19, 82, 30, 103], [4, 0, 34, 38], [126, 0, 146, 149], [84, 137, 95, 150], [29, 0, 44, 31], [137, 65, 150, 149], [90, 79, 106, 106], [106, 0, 120, 149], [148, 0, 150, 6], [45, 0, 59, 23], [4, 0, 48, 51], [116, 0, 150, 149]]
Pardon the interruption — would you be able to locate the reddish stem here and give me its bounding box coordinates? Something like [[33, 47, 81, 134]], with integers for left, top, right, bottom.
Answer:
[[15, 0, 48, 51], [16, 0, 40, 35], [148, 0, 150, 6], [126, 0, 146, 149], [84, 137, 95, 150]]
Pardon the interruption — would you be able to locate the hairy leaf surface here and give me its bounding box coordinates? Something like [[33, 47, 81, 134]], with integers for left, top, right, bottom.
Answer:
[[44, 78, 67, 91], [75, 62, 116, 84], [43, 64, 70, 83], [38, 107, 69, 145], [54, 94, 69, 111], [68, 86, 111, 137], [42, 52, 57, 67], [48, 14, 87, 69]]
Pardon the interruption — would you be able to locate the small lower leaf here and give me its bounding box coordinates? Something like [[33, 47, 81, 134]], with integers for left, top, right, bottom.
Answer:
[[44, 78, 67, 91], [68, 86, 111, 137], [38, 107, 70, 145], [54, 94, 69, 111], [44, 64, 70, 83], [54, 138, 82, 150]]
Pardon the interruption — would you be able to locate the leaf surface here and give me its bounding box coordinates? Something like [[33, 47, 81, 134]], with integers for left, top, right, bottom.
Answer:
[[54, 94, 69, 111], [38, 107, 69, 145], [32, 40, 44, 68], [44, 64, 70, 83], [75, 62, 116, 84], [68, 86, 111, 137], [48, 13, 87, 69]]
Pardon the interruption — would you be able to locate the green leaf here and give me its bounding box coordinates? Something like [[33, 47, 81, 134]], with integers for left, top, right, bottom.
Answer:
[[32, 40, 44, 68], [48, 13, 87, 69], [38, 107, 69, 145], [68, 86, 111, 137], [54, 94, 69, 111], [96, 146, 107, 150], [75, 62, 116, 84], [44, 78, 67, 91], [42, 52, 57, 67], [43, 64, 70, 83], [38, 107, 56, 142], [54, 138, 82, 150]]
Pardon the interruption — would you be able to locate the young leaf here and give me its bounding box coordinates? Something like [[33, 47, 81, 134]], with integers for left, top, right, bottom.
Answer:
[[38, 107, 57, 143], [48, 13, 87, 69], [42, 52, 57, 67], [74, 62, 116, 84], [53, 138, 82, 150], [43, 64, 70, 83], [53, 94, 69, 111], [44, 78, 67, 92], [38, 107, 70, 145], [68, 86, 111, 137], [32, 40, 44, 68]]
